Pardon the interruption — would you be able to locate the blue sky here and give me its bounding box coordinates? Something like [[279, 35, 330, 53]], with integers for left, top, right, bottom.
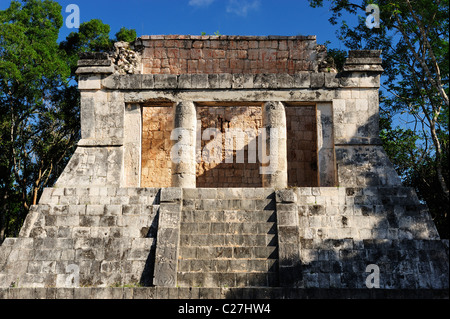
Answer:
[[1, 0, 362, 49]]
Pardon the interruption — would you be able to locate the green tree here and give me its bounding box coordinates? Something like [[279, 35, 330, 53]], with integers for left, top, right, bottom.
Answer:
[[0, 0, 136, 241], [115, 27, 137, 43], [0, 0, 72, 239], [309, 0, 449, 237], [59, 19, 114, 77]]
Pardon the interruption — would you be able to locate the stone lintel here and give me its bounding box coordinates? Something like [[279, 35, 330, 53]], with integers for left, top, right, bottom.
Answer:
[[77, 59, 112, 67], [101, 72, 381, 91], [76, 66, 115, 75]]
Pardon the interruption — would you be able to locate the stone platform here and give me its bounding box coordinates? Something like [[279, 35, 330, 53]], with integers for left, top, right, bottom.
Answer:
[[1, 287, 448, 299], [1, 187, 448, 298]]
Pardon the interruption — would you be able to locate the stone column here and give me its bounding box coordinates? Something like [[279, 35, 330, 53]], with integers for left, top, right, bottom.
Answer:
[[261, 101, 288, 188], [316, 102, 337, 186], [123, 104, 141, 187], [171, 101, 197, 188]]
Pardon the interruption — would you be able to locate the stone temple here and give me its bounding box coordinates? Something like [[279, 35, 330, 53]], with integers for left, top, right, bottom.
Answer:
[[0, 35, 448, 299]]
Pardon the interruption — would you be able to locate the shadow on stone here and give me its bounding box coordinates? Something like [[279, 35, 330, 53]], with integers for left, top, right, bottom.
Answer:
[[139, 193, 160, 287]]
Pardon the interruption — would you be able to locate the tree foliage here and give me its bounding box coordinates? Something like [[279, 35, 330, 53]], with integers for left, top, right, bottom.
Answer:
[[115, 27, 137, 43], [0, 0, 136, 241], [310, 0, 449, 237]]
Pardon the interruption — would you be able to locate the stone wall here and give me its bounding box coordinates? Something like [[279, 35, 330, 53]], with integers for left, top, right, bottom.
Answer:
[[196, 105, 263, 188], [55, 146, 122, 187], [141, 106, 174, 187], [135, 101, 321, 189], [139, 35, 318, 75], [285, 105, 318, 187], [0, 188, 160, 288], [59, 60, 400, 189], [274, 187, 446, 289]]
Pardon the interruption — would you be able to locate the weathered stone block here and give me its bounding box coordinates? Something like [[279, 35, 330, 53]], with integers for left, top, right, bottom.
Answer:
[[254, 73, 277, 88], [339, 73, 359, 87], [178, 74, 192, 89], [278, 243, 300, 266], [310, 73, 325, 88], [120, 75, 142, 89], [232, 74, 254, 89], [324, 72, 339, 88], [153, 262, 177, 287], [78, 74, 102, 90], [293, 72, 310, 88], [277, 211, 299, 227], [160, 188, 182, 202], [276, 189, 297, 203], [153, 74, 178, 89], [217, 73, 232, 88], [207, 74, 219, 88], [191, 74, 209, 88], [141, 74, 154, 89], [276, 74, 294, 88]]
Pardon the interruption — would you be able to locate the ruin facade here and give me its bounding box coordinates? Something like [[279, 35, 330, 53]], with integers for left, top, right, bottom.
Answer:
[[0, 35, 448, 299]]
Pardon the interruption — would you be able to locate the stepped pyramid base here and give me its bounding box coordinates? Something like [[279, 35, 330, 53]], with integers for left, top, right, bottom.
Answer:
[[1, 187, 448, 299]]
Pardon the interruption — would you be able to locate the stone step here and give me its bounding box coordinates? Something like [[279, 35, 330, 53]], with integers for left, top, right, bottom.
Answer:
[[0, 271, 150, 289], [38, 187, 160, 206], [178, 259, 278, 273], [1, 238, 153, 265], [0, 239, 20, 270], [22, 204, 159, 239], [176, 272, 279, 288], [29, 226, 155, 239], [182, 188, 275, 200], [0, 237, 155, 288], [177, 193, 279, 289], [180, 234, 277, 247], [30, 204, 158, 217], [179, 246, 277, 260], [181, 210, 276, 223], [183, 199, 276, 211], [180, 222, 276, 235]]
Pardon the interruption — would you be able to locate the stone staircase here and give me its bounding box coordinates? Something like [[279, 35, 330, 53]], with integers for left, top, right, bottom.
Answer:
[[177, 188, 278, 287]]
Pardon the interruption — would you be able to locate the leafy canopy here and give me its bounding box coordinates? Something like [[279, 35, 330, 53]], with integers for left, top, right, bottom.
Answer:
[[0, 0, 136, 240]]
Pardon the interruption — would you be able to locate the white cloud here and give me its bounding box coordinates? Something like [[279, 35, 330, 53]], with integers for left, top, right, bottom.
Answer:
[[226, 0, 260, 16], [188, 0, 215, 6]]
